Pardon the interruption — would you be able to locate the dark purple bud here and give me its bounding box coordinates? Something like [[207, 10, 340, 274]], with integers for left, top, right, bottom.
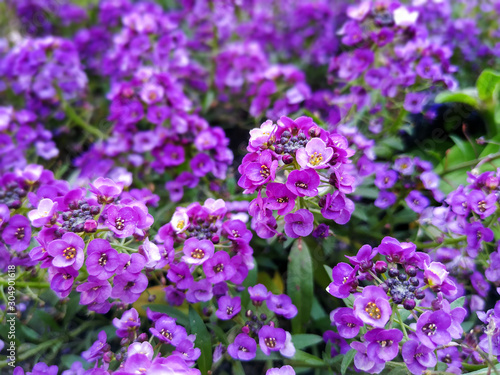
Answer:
[[375, 261, 388, 274], [103, 351, 113, 363], [410, 277, 419, 286], [84, 219, 98, 233], [398, 273, 408, 282], [392, 293, 404, 304], [138, 333, 148, 342], [415, 289, 425, 300], [403, 299, 416, 310], [120, 338, 129, 346], [245, 309, 253, 318], [405, 266, 417, 277], [380, 283, 389, 293], [211, 235, 220, 244], [274, 144, 284, 154], [90, 206, 101, 215], [260, 313, 267, 321], [388, 268, 399, 278], [309, 126, 321, 138], [282, 154, 294, 164], [148, 295, 156, 302]]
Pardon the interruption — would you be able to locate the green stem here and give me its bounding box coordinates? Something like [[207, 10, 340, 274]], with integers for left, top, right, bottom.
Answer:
[[395, 308, 409, 340], [0, 280, 49, 288]]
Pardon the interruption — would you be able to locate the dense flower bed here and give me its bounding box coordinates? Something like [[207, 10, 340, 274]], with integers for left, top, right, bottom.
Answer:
[[1, 0, 500, 374]]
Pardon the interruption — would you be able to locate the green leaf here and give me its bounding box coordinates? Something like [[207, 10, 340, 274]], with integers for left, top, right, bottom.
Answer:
[[292, 350, 326, 367], [292, 334, 324, 350], [146, 304, 189, 327], [386, 366, 411, 375], [19, 325, 40, 341], [63, 292, 83, 326], [341, 349, 356, 375], [287, 239, 314, 333], [450, 296, 465, 310], [188, 306, 212, 375], [464, 363, 500, 375], [477, 69, 500, 102], [323, 265, 333, 283], [343, 294, 355, 309], [435, 90, 478, 107]]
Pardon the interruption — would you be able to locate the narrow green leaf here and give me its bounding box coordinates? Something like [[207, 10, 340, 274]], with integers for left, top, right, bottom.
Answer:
[[386, 366, 411, 375], [341, 349, 356, 375], [287, 239, 314, 333], [292, 334, 324, 350], [189, 306, 212, 375], [292, 350, 326, 367], [450, 296, 465, 310], [477, 69, 500, 102], [323, 265, 333, 283]]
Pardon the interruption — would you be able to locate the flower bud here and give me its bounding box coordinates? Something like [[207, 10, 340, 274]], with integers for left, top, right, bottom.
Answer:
[[84, 219, 98, 233], [282, 154, 294, 164], [375, 261, 388, 274], [137, 333, 148, 342], [403, 299, 416, 310]]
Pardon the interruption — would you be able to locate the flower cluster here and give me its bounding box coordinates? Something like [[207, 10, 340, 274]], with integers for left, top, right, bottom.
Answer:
[[156, 198, 253, 306], [326, 237, 467, 374], [239, 115, 355, 239]]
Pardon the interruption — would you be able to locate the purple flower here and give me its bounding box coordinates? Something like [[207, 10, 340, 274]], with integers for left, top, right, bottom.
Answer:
[[468, 189, 497, 219], [113, 308, 140, 338], [323, 331, 350, 357], [267, 294, 298, 319], [216, 296, 241, 320], [394, 157, 414, 175], [248, 284, 271, 305], [76, 277, 112, 306], [331, 308, 364, 338], [150, 315, 187, 346], [266, 366, 295, 375], [404, 92, 427, 113], [111, 273, 148, 304], [402, 340, 437, 375], [405, 190, 430, 214], [185, 279, 213, 303], [320, 191, 354, 224], [105, 205, 139, 238], [167, 263, 194, 290], [222, 220, 252, 242], [203, 251, 236, 284], [48, 266, 78, 298], [190, 153, 214, 178], [182, 237, 214, 266], [438, 347, 462, 373], [375, 191, 397, 209], [296, 138, 333, 169], [284, 209, 314, 238], [416, 310, 452, 349], [327, 263, 359, 298], [228, 333, 257, 361], [2, 215, 31, 252], [47, 232, 85, 270], [424, 262, 457, 296], [346, 244, 377, 272], [89, 177, 123, 204], [172, 338, 201, 366], [82, 331, 109, 363], [353, 286, 391, 328], [86, 239, 119, 280], [377, 237, 416, 263], [286, 169, 320, 197], [265, 183, 296, 215], [350, 341, 385, 374], [28, 198, 58, 228], [365, 328, 403, 363], [239, 150, 278, 190], [374, 169, 398, 189], [466, 222, 494, 257], [258, 325, 286, 355]]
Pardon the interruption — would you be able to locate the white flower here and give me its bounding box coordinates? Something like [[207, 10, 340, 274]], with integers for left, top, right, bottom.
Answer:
[[393, 6, 419, 27]]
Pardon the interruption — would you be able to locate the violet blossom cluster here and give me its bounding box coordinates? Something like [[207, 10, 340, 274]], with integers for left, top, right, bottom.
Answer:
[[418, 169, 500, 312], [155, 198, 253, 307], [326, 237, 469, 374], [0, 36, 88, 117], [0, 164, 167, 314], [239, 115, 356, 239]]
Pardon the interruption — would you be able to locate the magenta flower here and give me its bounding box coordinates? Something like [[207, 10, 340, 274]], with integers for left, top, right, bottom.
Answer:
[[182, 237, 214, 266], [240, 150, 278, 189], [296, 138, 333, 169], [111, 273, 148, 304], [374, 169, 398, 189], [424, 261, 457, 296], [346, 244, 378, 272], [327, 262, 359, 298], [2, 215, 32, 252], [228, 333, 257, 361], [416, 310, 452, 349], [105, 205, 139, 238], [47, 232, 85, 270], [185, 279, 213, 303], [89, 177, 123, 204], [48, 266, 78, 298], [402, 340, 437, 375], [248, 283, 271, 305], [267, 294, 298, 319], [76, 277, 112, 306], [286, 169, 320, 197], [331, 307, 364, 338], [284, 209, 314, 238], [258, 325, 286, 355], [113, 308, 140, 338], [353, 286, 391, 328], [405, 190, 430, 214], [377, 236, 416, 263], [216, 295, 241, 320], [86, 239, 119, 280], [203, 251, 236, 284], [149, 316, 187, 346], [466, 222, 494, 257], [320, 191, 354, 224], [28, 198, 58, 228], [265, 183, 296, 215], [350, 341, 385, 374], [365, 328, 403, 363]]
